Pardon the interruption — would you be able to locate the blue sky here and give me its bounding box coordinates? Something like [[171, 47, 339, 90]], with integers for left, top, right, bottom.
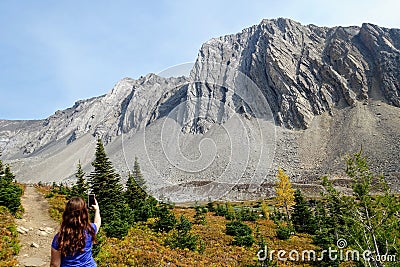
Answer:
[[0, 0, 399, 120]]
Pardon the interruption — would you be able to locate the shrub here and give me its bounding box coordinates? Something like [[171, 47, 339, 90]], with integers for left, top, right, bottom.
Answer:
[[225, 202, 236, 220], [276, 225, 293, 240], [237, 207, 258, 222], [153, 204, 177, 233], [312, 228, 335, 247], [226, 221, 252, 236], [104, 219, 130, 239], [269, 209, 286, 225], [0, 206, 19, 265], [214, 204, 227, 216], [206, 199, 215, 212], [45, 192, 55, 198], [133, 196, 158, 222], [165, 215, 200, 251], [92, 228, 105, 257], [232, 234, 255, 247], [0, 182, 23, 214], [193, 205, 207, 225], [226, 221, 255, 247], [51, 183, 70, 196]]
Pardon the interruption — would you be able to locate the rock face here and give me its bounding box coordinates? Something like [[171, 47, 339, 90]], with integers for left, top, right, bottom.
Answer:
[[0, 74, 188, 159], [189, 18, 400, 130], [1, 18, 400, 200]]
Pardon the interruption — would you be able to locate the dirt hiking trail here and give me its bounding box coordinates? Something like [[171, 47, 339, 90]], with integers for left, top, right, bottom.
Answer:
[[16, 185, 58, 267]]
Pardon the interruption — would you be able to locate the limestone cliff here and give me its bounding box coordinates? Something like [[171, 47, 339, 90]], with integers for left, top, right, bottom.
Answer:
[[187, 18, 400, 130]]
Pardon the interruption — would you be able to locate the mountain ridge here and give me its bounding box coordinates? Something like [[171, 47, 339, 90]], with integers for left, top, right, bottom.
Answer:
[[1, 18, 400, 201]]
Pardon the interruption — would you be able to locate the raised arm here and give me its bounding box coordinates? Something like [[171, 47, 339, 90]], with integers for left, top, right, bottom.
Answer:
[[92, 198, 101, 232]]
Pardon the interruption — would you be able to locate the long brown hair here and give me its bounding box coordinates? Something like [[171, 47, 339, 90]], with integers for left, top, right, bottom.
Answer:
[[57, 197, 96, 257]]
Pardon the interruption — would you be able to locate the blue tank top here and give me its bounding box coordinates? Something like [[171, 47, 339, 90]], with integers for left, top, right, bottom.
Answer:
[[51, 223, 97, 267]]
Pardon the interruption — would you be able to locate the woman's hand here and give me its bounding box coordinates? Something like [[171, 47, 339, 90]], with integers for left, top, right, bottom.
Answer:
[[93, 198, 101, 231], [91, 198, 100, 211]]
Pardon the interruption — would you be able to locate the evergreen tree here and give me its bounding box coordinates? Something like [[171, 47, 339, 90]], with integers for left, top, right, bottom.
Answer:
[[134, 196, 158, 222], [3, 165, 15, 183], [225, 201, 236, 220], [275, 167, 295, 221], [153, 204, 177, 233], [291, 189, 315, 234], [165, 215, 200, 251], [311, 178, 349, 267], [132, 157, 146, 190], [312, 199, 338, 252], [0, 160, 22, 214], [193, 205, 207, 225], [206, 198, 215, 212], [125, 171, 147, 208], [342, 151, 399, 267], [125, 158, 157, 222], [226, 220, 255, 247], [88, 138, 125, 225], [0, 157, 4, 176], [317, 150, 400, 267], [69, 161, 88, 199]]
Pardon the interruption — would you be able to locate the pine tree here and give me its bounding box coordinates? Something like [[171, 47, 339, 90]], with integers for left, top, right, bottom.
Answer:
[[165, 215, 199, 251], [69, 161, 88, 199], [318, 150, 400, 267], [0, 157, 4, 176], [343, 150, 399, 267], [3, 165, 15, 183], [193, 205, 207, 225], [275, 167, 295, 221], [225, 201, 235, 220], [75, 161, 87, 194], [125, 157, 157, 222], [0, 160, 22, 214], [125, 168, 147, 208], [0, 154, 13, 183], [206, 198, 215, 212], [153, 204, 177, 233], [89, 138, 125, 225], [132, 157, 146, 190], [291, 189, 315, 234]]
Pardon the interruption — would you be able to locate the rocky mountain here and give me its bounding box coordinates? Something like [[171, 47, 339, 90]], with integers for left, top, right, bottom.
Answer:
[[192, 18, 400, 129], [1, 18, 400, 201]]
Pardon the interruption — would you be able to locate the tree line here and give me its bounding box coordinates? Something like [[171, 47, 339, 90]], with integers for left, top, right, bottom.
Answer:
[[44, 139, 400, 266], [272, 150, 400, 267]]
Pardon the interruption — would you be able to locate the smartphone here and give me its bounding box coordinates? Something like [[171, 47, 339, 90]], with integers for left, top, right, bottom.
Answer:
[[88, 194, 95, 208]]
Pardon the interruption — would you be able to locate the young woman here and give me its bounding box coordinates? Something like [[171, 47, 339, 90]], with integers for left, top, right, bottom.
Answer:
[[50, 196, 101, 267]]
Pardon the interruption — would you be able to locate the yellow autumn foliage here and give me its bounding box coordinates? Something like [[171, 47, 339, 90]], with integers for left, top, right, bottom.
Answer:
[[275, 167, 295, 218]]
